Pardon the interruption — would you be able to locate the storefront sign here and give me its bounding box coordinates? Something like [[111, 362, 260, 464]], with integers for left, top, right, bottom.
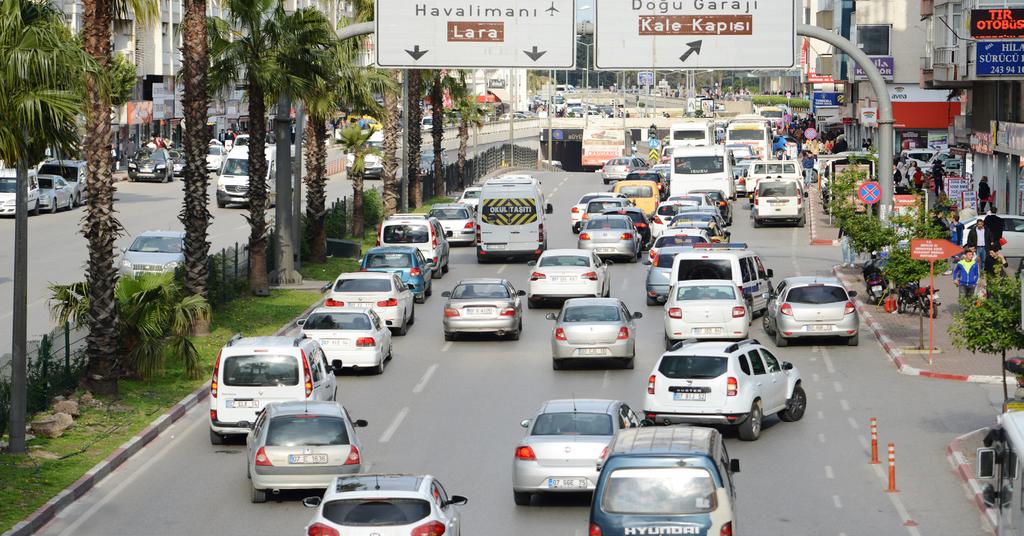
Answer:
[[854, 56, 895, 81], [860, 107, 878, 128], [972, 130, 995, 155], [947, 177, 971, 209], [127, 101, 153, 125], [812, 91, 843, 112], [582, 127, 625, 167], [970, 9, 1024, 40], [962, 191, 978, 211], [977, 41, 1024, 76], [927, 132, 949, 151]]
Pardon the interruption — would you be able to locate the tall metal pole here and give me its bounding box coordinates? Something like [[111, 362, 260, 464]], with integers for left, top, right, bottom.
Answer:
[[399, 71, 409, 211], [547, 69, 554, 164], [8, 132, 28, 454], [621, 71, 629, 156], [508, 69, 515, 167], [292, 102, 304, 269]]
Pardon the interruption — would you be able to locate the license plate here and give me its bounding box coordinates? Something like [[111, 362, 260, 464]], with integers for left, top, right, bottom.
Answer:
[[324, 339, 352, 347], [871, 285, 882, 292], [551, 276, 573, 282], [808, 324, 833, 332], [465, 307, 493, 315], [350, 302, 372, 308], [578, 348, 607, 356], [694, 327, 724, 335], [547, 478, 588, 489], [288, 454, 328, 464], [228, 399, 259, 409], [488, 244, 508, 251], [597, 248, 618, 253], [673, 392, 707, 401]]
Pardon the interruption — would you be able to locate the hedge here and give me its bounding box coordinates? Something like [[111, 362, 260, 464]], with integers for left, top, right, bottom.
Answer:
[[752, 95, 810, 110]]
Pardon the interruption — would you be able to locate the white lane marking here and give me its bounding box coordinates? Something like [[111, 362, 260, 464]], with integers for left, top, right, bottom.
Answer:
[[869, 463, 924, 536], [497, 265, 507, 274], [840, 399, 851, 411], [57, 412, 208, 536], [379, 407, 409, 443], [441, 342, 453, 353], [602, 370, 611, 388], [818, 433, 826, 444], [815, 391, 823, 400], [620, 278, 629, 290], [833, 495, 843, 508], [833, 381, 844, 393], [857, 435, 870, 451], [825, 465, 835, 479], [551, 187, 559, 195], [821, 346, 836, 373], [848, 416, 859, 429], [809, 356, 818, 362], [811, 373, 820, 382], [817, 410, 825, 420], [413, 364, 439, 394], [812, 345, 820, 353]]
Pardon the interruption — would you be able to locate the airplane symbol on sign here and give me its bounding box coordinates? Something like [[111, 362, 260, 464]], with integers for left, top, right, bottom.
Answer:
[[546, 1, 559, 15]]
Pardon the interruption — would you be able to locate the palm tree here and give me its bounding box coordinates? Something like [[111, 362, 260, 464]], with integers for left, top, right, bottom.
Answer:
[[455, 96, 485, 190], [426, 70, 446, 198], [380, 70, 400, 217], [336, 125, 378, 238], [405, 70, 424, 207]]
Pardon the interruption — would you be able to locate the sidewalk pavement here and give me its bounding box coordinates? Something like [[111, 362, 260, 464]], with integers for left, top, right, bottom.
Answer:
[[947, 427, 998, 531]]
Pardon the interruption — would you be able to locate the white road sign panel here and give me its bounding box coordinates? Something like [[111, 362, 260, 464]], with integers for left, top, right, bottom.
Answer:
[[375, 0, 577, 68], [594, 0, 797, 70]]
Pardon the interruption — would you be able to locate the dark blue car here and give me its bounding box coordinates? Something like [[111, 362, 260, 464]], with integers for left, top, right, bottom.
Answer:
[[360, 246, 433, 303]]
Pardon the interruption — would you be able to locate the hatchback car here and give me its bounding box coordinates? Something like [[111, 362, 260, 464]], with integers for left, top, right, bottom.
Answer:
[[528, 249, 611, 307], [664, 280, 750, 346], [206, 144, 226, 171], [547, 298, 642, 370], [690, 189, 733, 225], [37, 160, 87, 206], [602, 207, 653, 249], [644, 339, 805, 441], [246, 400, 367, 503], [651, 201, 698, 238], [457, 186, 482, 209], [647, 232, 709, 264], [644, 246, 696, 306], [429, 204, 476, 246], [667, 215, 730, 243], [602, 157, 648, 184], [571, 192, 627, 233], [303, 474, 467, 536], [360, 246, 434, 304], [442, 278, 525, 341], [168, 150, 186, 177], [578, 215, 641, 263], [127, 148, 173, 182], [623, 170, 667, 199], [299, 307, 393, 374], [326, 272, 415, 336], [753, 180, 806, 228], [36, 174, 74, 213], [581, 197, 631, 228], [613, 180, 660, 216], [119, 230, 185, 277], [763, 277, 860, 347], [512, 399, 641, 505]]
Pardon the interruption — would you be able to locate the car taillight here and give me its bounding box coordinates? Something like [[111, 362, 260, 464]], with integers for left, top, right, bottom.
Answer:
[[647, 375, 656, 395], [579, 232, 591, 240], [732, 306, 746, 318], [635, 222, 647, 228], [581, 271, 598, 281], [500, 307, 516, 317], [727, 376, 738, 396], [668, 308, 683, 319], [554, 328, 567, 341], [211, 350, 221, 398], [571, 206, 580, 213], [410, 267, 422, 277], [582, 213, 590, 220], [324, 298, 344, 307], [739, 177, 746, 184], [719, 201, 727, 207], [463, 221, 475, 230], [432, 237, 438, 248], [844, 301, 856, 315], [378, 297, 399, 307], [375, 224, 382, 246], [797, 196, 802, 205], [515, 445, 536, 460], [649, 251, 658, 265], [301, 349, 313, 397], [720, 522, 733, 536], [210, 409, 217, 422], [255, 446, 272, 466], [411, 521, 446, 536], [620, 233, 634, 240], [589, 523, 603, 536], [530, 271, 546, 281], [356, 337, 375, 347], [617, 327, 630, 340], [598, 446, 608, 463], [780, 303, 793, 316], [538, 223, 545, 244], [344, 444, 361, 465], [443, 307, 460, 317], [755, 197, 761, 205], [307, 523, 340, 536], [653, 215, 662, 224]]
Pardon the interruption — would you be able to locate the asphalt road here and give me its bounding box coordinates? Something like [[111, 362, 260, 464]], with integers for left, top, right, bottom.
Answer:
[[32, 171, 1000, 536]]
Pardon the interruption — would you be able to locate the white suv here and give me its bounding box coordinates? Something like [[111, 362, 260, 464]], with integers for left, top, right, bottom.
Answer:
[[643, 339, 805, 441]]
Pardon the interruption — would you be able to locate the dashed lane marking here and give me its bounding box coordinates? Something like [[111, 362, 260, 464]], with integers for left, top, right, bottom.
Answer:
[[413, 364, 438, 394], [833, 381, 844, 393], [840, 399, 851, 411], [379, 407, 409, 443], [815, 391, 824, 400], [848, 416, 859, 429], [602, 370, 611, 389], [817, 411, 825, 420], [833, 495, 843, 508], [818, 433, 826, 444], [821, 346, 836, 373], [825, 465, 835, 479], [497, 265, 507, 274], [441, 342, 453, 353]]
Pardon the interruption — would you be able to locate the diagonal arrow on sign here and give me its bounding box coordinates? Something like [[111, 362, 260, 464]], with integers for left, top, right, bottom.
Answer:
[[679, 40, 703, 63]]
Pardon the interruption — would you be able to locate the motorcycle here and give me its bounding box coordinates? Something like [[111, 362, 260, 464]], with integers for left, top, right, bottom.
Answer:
[[860, 255, 888, 305], [897, 282, 940, 317]]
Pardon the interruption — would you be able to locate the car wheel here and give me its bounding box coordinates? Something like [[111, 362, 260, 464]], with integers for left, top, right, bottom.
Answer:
[[49, 199, 57, 214], [373, 359, 385, 375], [737, 401, 762, 441], [408, 307, 415, 326], [552, 359, 564, 370], [527, 299, 538, 309], [761, 314, 773, 335], [250, 483, 267, 503], [432, 266, 443, 279], [847, 332, 859, 346], [209, 428, 225, 445], [426, 282, 433, 297], [622, 357, 634, 370], [216, 198, 226, 208], [774, 330, 789, 347], [798, 216, 806, 228], [778, 385, 807, 422], [753, 218, 762, 228], [444, 331, 457, 341], [442, 257, 450, 273], [664, 336, 675, 351], [513, 491, 532, 506], [508, 320, 522, 341], [415, 293, 426, 304], [394, 318, 409, 336]]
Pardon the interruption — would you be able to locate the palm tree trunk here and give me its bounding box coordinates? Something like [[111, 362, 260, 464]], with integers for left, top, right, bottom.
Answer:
[[457, 120, 468, 189], [80, 0, 120, 394], [430, 74, 444, 198], [381, 71, 399, 217], [406, 70, 423, 208], [180, 0, 211, 305], [304, 118, 327, 263], [352, 168, 365, 238], [246, 80, 270, 295]]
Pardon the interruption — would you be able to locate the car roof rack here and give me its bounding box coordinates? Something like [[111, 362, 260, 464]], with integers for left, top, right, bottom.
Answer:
[[692, 243, 748, 250], [225, 333, 243, 347], [668, 339, 700, 352], [724, 338, 761, 353]]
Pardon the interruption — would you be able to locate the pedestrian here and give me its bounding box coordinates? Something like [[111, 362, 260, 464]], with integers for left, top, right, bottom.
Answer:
[[801, 151, 816, 187], [985, 206, 1004, 248], [987, 246, 1008, 277], [966, 219, 988, 271], [952, 248, 980, 299], [839, 222, 855, 267], [931, 158, 945, 196], [833, 134, 848, 153], [978, 176, 992, 213], [912, 164, 924, 190], [892, 165, 904, 193]]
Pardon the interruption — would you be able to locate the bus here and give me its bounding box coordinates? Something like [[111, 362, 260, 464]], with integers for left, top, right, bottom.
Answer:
[[669, 120, 715, 148], [670, 145, 736, 199], [726, 119, 772, 161]]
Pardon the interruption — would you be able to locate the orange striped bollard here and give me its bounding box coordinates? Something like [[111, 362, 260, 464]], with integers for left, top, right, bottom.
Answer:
[[870, 418, 879, 464], [886, 442, 897, 492]]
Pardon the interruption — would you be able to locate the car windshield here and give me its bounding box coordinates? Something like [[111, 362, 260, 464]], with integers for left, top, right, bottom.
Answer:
[[601, 467, 716, 515], [532, 412, 614, 436], [429, 208, 470, 220], [696, 192, 725, 203], [619, 186, 653, 198], [659, 355, 728, 379], [128, 236, 182, 253], [608, 158, 631, 166], [37, 164, 79, 182], [728, 128, 765, 141], [38, 178, 54, 189], [587, 201, 624, 213], [625, 173, 659, 182], [334, 278, 392, 293], [676, 259, 733, 281], [657, 204, 690, 217], [382, 224, 429, 244], [462, 189, 481, 199], [208, 147, 223, 155], [0, 178, 16, 193], [222, 158, 248, 176], [539, 255, 591, 267], [365, 252, 413, 269], [674, 156, 723, 175], [322, 499, 431, 527], [266, 415, 349, 447], [754, 163, 797, 175], [234, 136, 249, 146], [586, 218, 631, 230], [671, 213, 713, 224], [303, 312, 371, 330], [787, 285, 848, 304], [452, 283, 509, 299], [677, 285, 737, 301], [655, 236, 706, 249], [562, 305, 621, 323], [222, 355, 299, 387], [673, 130, 706, 141], [759, 182, 798, 197]]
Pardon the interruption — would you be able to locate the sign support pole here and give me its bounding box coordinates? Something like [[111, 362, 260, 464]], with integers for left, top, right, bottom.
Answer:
[[929, 260, 936, 366]]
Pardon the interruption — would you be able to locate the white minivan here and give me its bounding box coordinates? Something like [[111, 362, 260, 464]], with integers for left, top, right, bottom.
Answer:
[[209, 335, 339, 444], [216, 145, 277, 208], [670, 146, 736, 200], [669, 120, 714, 148], [377, 213, 450, 275], [669, 244, 774, 316], [476, 175, 554, 262]]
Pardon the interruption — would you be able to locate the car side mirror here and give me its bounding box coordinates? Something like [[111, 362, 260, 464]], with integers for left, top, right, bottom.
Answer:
[[766, 269, 774, 279], [605, 260, 614, 266], [632, 312, 643, 319], [445, 495, 469, 507], [544, 313, 557, 320], [978, 448, 996, 479], [331, 359, 344, 374], [441, 291, 452, 298], [730, 459, 741, 473], [641, 258, 652, 266], [983, 484, 998, 508], [353, 419, 368, 428], [517, 290, 527, 296], [546, 203, 554, 214], [302, 496, 322, 508], [527, 260, 537, 267], [320, 283, 332, 293], [296, 319, 305, 326], [782, 361, 794, 371], [848, 290, 858, 298], [520, 419, 531, 428]]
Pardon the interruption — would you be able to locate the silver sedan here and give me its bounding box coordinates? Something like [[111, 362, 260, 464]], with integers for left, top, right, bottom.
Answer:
[[577, 215, 641, 262], [547, 298, 642, 370], [763, 276, 860, 347], [512, 399, 641, 505], [442, 278, 525, 341], [429, 203, 476, 246]]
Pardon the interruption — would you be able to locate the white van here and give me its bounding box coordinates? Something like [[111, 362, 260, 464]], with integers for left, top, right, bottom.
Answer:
[[669, 120, 714, 148], [216, 145, 277, 208], [753, 179, 806, 228], [377, 213, 450, 274], [209, 335, 339, 444], [726, 120, 772, 161], [746, 160, 803, 197], [670, 146, 736, 200], [669, 244, 774, 315], [476, 175, 554, 262]]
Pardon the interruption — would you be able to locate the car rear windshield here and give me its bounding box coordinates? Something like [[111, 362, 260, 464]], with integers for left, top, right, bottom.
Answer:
[[452, 283, 509, 299], [674, 156, 723, 175], [787, 285, 848, 304], [605, 211, 644, 224], [677, 285, 736, 301], [625, 173, 660, 182], [601, 467, 716, 515], [676, 259, 733, 281], [365, 252, 413, 269], [38, 178, 54, 189], [128, 236, 182, 253], [37, 164, 79, 181], [562, 305, 621, 323], [532, 412, 613, 436], [656, 252, 680, 269], [754, 163, 797, 175], [222, 355, 299, 387], [608, 158, 630, 166], [382, 224, 429, 244], [759, 182, 798, 197], [0, 178, 15, 193], [539, 255, 591, 268], [656, 204, 688, 217], [674, 130, 706, 141], [586, 218, 630, 230], [658, 355, 728, 379], [655, 236, 706, 249], [321, 499, 431, 526], [303, 312, 371, 330], [266, 416, 349, 446], [619, 186, 653, 198], [429, 208, 470, 220], [334, 278, 392, 292], [461, 189, 480, 199], [697, 191, 725, 203], [587, 201, 624, 213], [728, 128, 764, 141]]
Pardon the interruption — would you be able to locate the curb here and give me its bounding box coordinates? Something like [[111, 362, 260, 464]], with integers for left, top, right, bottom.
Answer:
[[832, 267, 1004, 385], [3, 293, 326, 536], [947, 429, 998, 532]]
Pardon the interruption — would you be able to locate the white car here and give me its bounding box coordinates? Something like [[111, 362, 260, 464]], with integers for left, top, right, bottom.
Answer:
[[37, 160, 87, 206], [346, 152, 383, 179], [378, 214, 451, 274], [527, 249, 611, 307], [571, 192, 627, 233], [36, 174, 74, 213], [664, 280, 750, 346], [647, 231, 710, 263], [0, 169, 40, 216], [299, 307, 393, 375], [429, 204, 476, 246], [303, 474, 467, 536], [643, 339, 805, 441], [651, 201, 699, 237], [206, 145, 226, 172], [326, 272, 415, 336], [457, 187, 482, 208]]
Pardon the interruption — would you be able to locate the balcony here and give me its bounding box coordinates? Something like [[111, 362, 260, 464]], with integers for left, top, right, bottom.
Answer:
[[921, 0, 934, 16]]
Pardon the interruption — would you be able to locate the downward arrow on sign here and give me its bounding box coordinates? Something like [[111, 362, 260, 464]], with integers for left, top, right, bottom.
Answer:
[[524, 46, 547, 61], [405, 45, 428, 60]]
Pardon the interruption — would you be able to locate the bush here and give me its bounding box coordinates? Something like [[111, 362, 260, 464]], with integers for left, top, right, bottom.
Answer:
[[0, 370, 9, 440], [752, 95, 810, 109], [363, 189, 383, 229]]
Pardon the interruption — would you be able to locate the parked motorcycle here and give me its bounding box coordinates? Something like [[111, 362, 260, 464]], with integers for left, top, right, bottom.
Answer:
[[897, 282, 940, 317], [860, 256, 888, 305]]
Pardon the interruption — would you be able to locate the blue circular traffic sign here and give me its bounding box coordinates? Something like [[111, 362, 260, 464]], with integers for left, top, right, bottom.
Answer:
[[858, 181, 882, 205]]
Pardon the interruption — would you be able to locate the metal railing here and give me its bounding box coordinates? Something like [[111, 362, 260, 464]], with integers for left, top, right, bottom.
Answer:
[[420, 144, 540, 200]]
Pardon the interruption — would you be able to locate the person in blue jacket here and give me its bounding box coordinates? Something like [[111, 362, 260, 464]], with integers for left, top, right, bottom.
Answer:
[[772, 135, 788, 159], [952, 248, 980, 299]]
